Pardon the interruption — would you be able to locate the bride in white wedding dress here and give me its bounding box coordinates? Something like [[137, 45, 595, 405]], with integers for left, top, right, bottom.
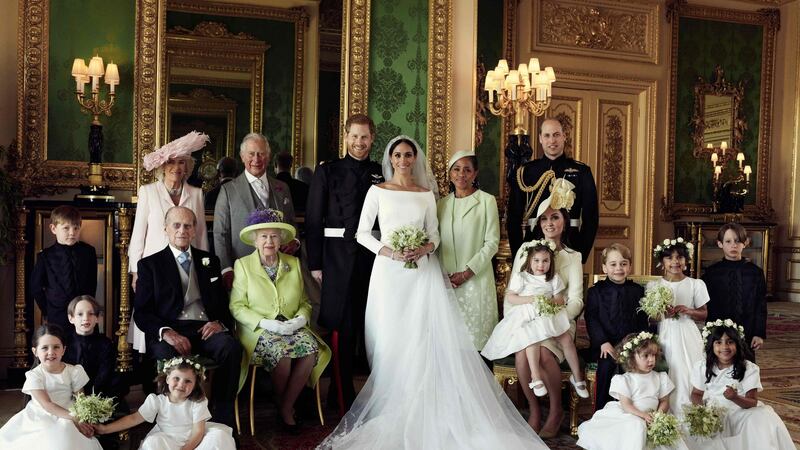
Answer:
[[317, 136, 547, 449]]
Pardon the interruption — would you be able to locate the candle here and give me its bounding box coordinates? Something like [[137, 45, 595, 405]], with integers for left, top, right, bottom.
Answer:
[[706, 143, 713, 149], [720, 141, 728, 156], [736, 152, 745, 169], [711, 152, 718, 164], [714, 165, 722, 180], [105, 62, 119, 94], [744, 165, 752, 182]]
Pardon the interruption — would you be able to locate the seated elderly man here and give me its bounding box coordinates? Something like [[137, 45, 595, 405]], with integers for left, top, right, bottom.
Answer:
[[134, 205, 242, 430]]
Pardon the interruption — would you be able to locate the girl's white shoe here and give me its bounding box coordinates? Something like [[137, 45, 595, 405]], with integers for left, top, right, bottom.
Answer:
[[529, 380, 548, 397], [569, 374, 590, 399]]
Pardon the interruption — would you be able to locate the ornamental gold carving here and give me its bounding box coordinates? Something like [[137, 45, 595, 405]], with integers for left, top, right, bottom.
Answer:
[[533, 0, 659, 64], [602, 114, 623, 203], [427, 0, 452, 196], [171, 21, 256, 40]]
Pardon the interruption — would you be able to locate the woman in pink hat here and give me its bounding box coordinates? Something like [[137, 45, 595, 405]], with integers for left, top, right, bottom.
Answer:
[[128, 131, 211, 352]]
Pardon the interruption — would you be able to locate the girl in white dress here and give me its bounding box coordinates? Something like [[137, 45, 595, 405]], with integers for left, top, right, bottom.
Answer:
[[0, 324, 102, 449], [317, 136, 547, 449], [647, 238, 709, 416], [689, 321, 794, 450], [94, 356, 235, 450], [482, 239, 588, 399], [577, 331, 689, 450]]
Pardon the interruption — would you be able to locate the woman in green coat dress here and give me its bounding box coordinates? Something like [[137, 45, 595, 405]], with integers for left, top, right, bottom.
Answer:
[[229, 209, 331, 430], [437, 150, 500, 350]]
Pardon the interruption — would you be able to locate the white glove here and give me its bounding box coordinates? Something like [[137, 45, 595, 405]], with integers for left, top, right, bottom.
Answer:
[[259, 318, 292, 335], [285, 316, 308, 333]]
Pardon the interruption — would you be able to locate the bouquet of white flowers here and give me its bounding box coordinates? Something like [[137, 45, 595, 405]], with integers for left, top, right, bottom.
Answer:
[[533, 294, 564, 316], [682, 403, 725, 437], [638, 285, 674, 320], [69, 392, 115, 424], [646, 411, 681, 447], [388, 225, 429, 269]]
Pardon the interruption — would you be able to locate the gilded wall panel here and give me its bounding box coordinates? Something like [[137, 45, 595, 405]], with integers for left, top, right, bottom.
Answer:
[[532, 0, 659, 64], [598, 100, 631, 218], [597, 225, 629, 239]]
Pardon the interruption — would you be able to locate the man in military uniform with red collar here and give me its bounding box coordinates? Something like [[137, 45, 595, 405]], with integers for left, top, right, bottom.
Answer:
[[507, 118, 599, 263], [306, 114, 384, 410]]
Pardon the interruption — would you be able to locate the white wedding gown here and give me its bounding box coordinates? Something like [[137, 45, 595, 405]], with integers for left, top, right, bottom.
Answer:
[[317, 186, 546, 450]]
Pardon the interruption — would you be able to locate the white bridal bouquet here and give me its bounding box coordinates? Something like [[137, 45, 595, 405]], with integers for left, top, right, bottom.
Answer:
[[69, 392, 115, 424], [646, 411, 681, 447], [683, 403, 725, 437], [533, 294, 564, 316], [638, 285, 674, 320], [388, 225, 429, 269]]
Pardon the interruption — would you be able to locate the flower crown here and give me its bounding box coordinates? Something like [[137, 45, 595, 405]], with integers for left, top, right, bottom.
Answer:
[[701, 319, 746, 340], [653, 237, 694, 259], [159, 355, 207, 381], [520, 239, 557, 260], [618, 331, 657, 364]]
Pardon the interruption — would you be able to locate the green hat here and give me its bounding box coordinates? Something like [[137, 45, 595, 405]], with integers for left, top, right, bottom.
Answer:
[[239, 209, 296, 246]]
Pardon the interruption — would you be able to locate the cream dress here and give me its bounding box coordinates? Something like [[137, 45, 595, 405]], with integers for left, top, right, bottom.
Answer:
[[690, 360, 794, 450], [577, 371, 689, 450], [481, 272, 568, 360], [138, 393, 235, 450], [0, 364, 102, 449]]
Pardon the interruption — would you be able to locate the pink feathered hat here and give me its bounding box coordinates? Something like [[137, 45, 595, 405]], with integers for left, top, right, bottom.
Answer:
[[142, 131, 210, 172]]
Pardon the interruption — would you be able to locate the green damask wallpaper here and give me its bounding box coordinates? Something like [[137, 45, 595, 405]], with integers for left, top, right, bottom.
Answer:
[[367, 0, 429, 161], [47, 0, 136, 164], [475, 0, 504, 196], [167, 11, 296, 158], [675, 18, 762, 205]]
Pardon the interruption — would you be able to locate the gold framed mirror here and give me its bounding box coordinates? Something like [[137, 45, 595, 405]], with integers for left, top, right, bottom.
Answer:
[[662, 1, 778, 220], [690, 66, 746, 160]]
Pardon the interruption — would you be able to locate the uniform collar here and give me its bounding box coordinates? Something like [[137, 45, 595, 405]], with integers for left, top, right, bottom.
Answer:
[[543, 153, 568, 164], [344, 153, 372, 166]]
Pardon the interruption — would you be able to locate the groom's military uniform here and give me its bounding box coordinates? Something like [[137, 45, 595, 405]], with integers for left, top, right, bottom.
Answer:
[[306, 153, 384, 407], [507, 153, 598, 263]]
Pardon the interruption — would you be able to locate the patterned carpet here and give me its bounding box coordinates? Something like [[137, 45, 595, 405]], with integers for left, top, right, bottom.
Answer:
[[2, 302, 799, 449]]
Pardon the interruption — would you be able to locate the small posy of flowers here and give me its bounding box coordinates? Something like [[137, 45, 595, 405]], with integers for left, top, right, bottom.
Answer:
[[646, 411, 682, 447], [682, 403, 726, 437], [159, 355, 207, 381], [618, 331, 656, 364], [653, 237, 694, 259], [638, 285, 674, 320], [69, 392, 115, 424], [532, 294, 564, 317], [201, 257, 210, 267], [388, 225, 429, 269], [701, 319, 746, 340]]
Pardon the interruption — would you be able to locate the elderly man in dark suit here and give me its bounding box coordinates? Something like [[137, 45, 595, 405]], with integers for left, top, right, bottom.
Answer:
[[134, 206, 242, 429], [214, 133, 297, 290], [306, 114, 384, 410]]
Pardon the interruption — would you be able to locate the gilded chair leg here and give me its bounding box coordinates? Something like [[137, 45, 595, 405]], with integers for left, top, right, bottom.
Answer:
[[250, 365, 257, 436], [316, 382, 325, 426], [569, 389, 580, 436]]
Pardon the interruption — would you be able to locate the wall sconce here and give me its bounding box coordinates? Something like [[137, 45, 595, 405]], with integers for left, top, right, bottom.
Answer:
[[706, 140, 751, 213], [71, 55, 119, 201]]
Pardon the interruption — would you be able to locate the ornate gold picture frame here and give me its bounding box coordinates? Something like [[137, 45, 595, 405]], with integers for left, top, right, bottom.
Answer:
[[663, 1, 778, 219]]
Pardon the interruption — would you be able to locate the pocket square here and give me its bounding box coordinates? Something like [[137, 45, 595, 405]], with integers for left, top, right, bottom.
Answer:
[[210, 277, 219, 282]]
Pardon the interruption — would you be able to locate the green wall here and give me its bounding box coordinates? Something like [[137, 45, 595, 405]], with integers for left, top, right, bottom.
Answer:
[[167, 11, 297, 158], [675, 18, 762, 205], [368, 0, 429, 161], [47, 0, 135, 164], [475, 0, 504, 196]]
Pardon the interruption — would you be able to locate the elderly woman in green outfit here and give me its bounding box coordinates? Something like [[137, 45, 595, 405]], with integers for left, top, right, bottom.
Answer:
[[229, 209, 331, 430], [437, 150, 500, 351]]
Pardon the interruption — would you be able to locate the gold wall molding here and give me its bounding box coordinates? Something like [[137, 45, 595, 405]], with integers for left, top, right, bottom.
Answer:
[[597, 225, 629, 239], [168, 89, 237, 158], [340, 0, 371, 126], [15, 0, 142, 191], [532, 0, 660, 64], [133, 0, 162, 189], [427, 0, 453, 195], [598, 100, 632, 217], [662, 1, 778, 220], [172, 21, 256, 40]]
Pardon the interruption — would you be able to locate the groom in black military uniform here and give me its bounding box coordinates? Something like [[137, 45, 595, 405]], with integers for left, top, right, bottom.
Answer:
[[306, 114, 384, 410], [507, 118, 599, 263]]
